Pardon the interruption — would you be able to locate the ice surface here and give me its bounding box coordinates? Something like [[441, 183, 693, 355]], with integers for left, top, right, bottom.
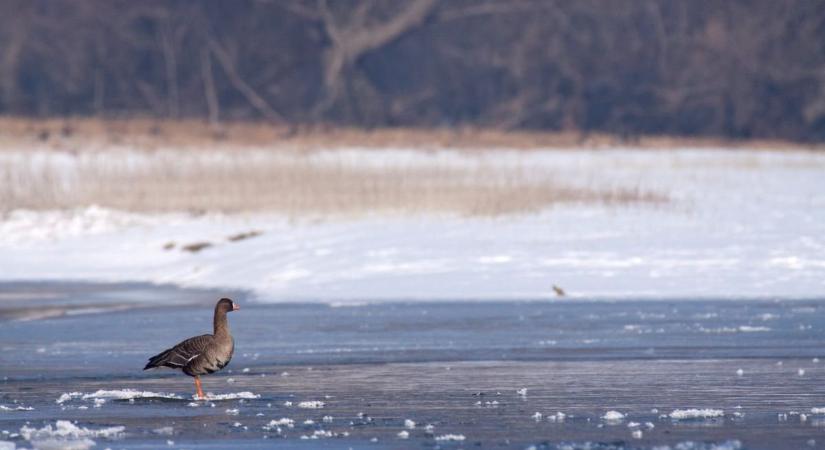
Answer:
[[1, 149, 823, 302]]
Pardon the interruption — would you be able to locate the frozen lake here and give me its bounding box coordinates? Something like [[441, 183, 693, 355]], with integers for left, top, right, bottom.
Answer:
[[2, 283, 825, 449]]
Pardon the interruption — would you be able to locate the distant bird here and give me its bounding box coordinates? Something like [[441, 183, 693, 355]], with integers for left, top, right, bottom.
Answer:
[[144, 298, 239, 399], [552, 285, 566, 297]]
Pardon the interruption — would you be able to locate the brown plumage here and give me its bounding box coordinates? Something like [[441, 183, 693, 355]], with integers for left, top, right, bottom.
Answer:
[[144, 298, 239, 399]]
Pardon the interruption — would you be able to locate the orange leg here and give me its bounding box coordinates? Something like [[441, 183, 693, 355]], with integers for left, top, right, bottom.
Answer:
[[194, 376, 205, 399]]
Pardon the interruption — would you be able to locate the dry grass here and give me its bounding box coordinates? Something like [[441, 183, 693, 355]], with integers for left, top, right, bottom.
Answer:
[[0, 116, 821, 152], [0, 117, 685, 216], [0, 148, 664, 217]]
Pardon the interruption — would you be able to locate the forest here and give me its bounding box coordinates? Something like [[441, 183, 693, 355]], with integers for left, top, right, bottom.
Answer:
[[1, 0, 824, 141]]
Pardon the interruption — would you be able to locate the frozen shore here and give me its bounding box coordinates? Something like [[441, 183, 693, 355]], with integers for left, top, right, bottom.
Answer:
[[1, 147, 823, 302]]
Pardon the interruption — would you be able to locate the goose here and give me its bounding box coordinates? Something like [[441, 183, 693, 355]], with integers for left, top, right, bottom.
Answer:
[[144, 298, 239, 399]]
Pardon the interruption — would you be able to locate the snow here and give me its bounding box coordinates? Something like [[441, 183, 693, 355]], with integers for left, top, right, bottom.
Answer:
[[58, 390, 185, 405], [602, 411, 625, 422], [435, 434, 466, 441], [297, 401, 325, 408], [266, 418, 295, 429], [0, 405, 33, 411], [20, 420, 124, 450], [199, 392, 260, 401], [669, 409, 725, 419], [1, 148, 823, 302]]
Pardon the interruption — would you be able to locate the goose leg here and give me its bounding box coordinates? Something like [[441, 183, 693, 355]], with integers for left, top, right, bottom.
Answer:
[[194, 376, 205, 399]]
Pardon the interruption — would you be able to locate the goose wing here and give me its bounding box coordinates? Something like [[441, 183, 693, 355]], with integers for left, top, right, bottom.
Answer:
[[144, 334, 214, 370]]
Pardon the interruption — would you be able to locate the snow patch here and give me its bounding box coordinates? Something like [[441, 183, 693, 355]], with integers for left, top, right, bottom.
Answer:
[[602, 411, 625, 423], [270, 418, 294, 427], [0, 405, 33, 411], [435, 434, 466, 441], [20, 420, 124, 450], [201, 392, 260, 401], [297, 400, 325, 409], [669, 409, 725, 419]]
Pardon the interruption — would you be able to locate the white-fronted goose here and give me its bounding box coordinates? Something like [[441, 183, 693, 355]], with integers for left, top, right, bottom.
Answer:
[[144, 298, 239, 399]]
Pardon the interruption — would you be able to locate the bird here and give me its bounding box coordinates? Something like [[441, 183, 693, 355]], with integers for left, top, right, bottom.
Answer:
[[144, 298, 239, 399], [552, 285, 566, 297]]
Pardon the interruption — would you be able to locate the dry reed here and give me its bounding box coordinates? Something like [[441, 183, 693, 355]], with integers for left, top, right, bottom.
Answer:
[[0, 150, 664, 216]]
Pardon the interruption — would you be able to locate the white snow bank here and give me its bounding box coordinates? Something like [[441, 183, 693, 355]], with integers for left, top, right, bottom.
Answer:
[[669, 409, 725, 419], [1, 148, 824, 302], [20, 420, 124, 450]]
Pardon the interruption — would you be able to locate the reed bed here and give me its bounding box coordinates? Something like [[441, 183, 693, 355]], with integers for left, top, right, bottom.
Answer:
[[0, 149, 663, 216]]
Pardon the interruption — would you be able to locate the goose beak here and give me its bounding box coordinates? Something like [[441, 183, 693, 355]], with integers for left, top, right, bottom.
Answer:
[[232, 303, 240, 311]]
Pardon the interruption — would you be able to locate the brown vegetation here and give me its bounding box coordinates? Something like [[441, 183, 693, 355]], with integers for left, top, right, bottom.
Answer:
[[0, 130, 666, 216], [0, 117, 819, 153]]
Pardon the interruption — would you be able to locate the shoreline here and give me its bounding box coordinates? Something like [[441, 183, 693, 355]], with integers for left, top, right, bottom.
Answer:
[[1, 116, 822, 153]]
